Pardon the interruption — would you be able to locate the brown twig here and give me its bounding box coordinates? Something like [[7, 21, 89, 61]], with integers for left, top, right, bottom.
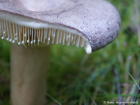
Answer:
[[132, 83, 140, 105], [134, 0, 140, 46], [112, 66, 123, 105]]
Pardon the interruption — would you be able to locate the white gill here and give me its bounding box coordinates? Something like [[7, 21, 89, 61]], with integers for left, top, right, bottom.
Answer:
[[0, 19, 92, 54]]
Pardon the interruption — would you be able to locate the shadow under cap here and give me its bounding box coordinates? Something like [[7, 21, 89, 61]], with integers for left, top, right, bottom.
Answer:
[[0, 0, 121, 53]]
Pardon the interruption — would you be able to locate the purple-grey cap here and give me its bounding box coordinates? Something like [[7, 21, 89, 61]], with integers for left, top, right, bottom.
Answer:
[[0, 0, 121, 54]]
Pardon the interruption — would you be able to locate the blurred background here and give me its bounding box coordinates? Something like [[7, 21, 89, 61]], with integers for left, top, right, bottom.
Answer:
[[0, 0, 140, 105]]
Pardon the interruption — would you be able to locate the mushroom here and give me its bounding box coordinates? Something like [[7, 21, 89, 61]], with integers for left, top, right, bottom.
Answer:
[[0, 0, 121, 105]]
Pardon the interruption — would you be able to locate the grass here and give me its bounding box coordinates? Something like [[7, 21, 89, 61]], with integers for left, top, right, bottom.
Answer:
[[0, 0, 140, 105]]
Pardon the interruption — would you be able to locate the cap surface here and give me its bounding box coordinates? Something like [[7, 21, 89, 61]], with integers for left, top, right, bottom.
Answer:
[[0, 0, 121, 54]]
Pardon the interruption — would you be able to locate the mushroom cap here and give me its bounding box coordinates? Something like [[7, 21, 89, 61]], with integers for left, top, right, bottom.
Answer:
[[0, 0, 121, 54]]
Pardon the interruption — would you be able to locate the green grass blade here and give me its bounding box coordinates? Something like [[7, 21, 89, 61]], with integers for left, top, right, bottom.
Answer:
[[45, 93, 61, 105], [113, 64, 140, 90]]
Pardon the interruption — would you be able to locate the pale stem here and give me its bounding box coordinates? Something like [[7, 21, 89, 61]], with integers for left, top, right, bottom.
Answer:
[[10, 44, 50, 105]]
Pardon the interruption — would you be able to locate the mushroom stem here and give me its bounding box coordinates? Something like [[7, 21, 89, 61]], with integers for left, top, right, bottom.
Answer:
[[10, 44, 49, 105]]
